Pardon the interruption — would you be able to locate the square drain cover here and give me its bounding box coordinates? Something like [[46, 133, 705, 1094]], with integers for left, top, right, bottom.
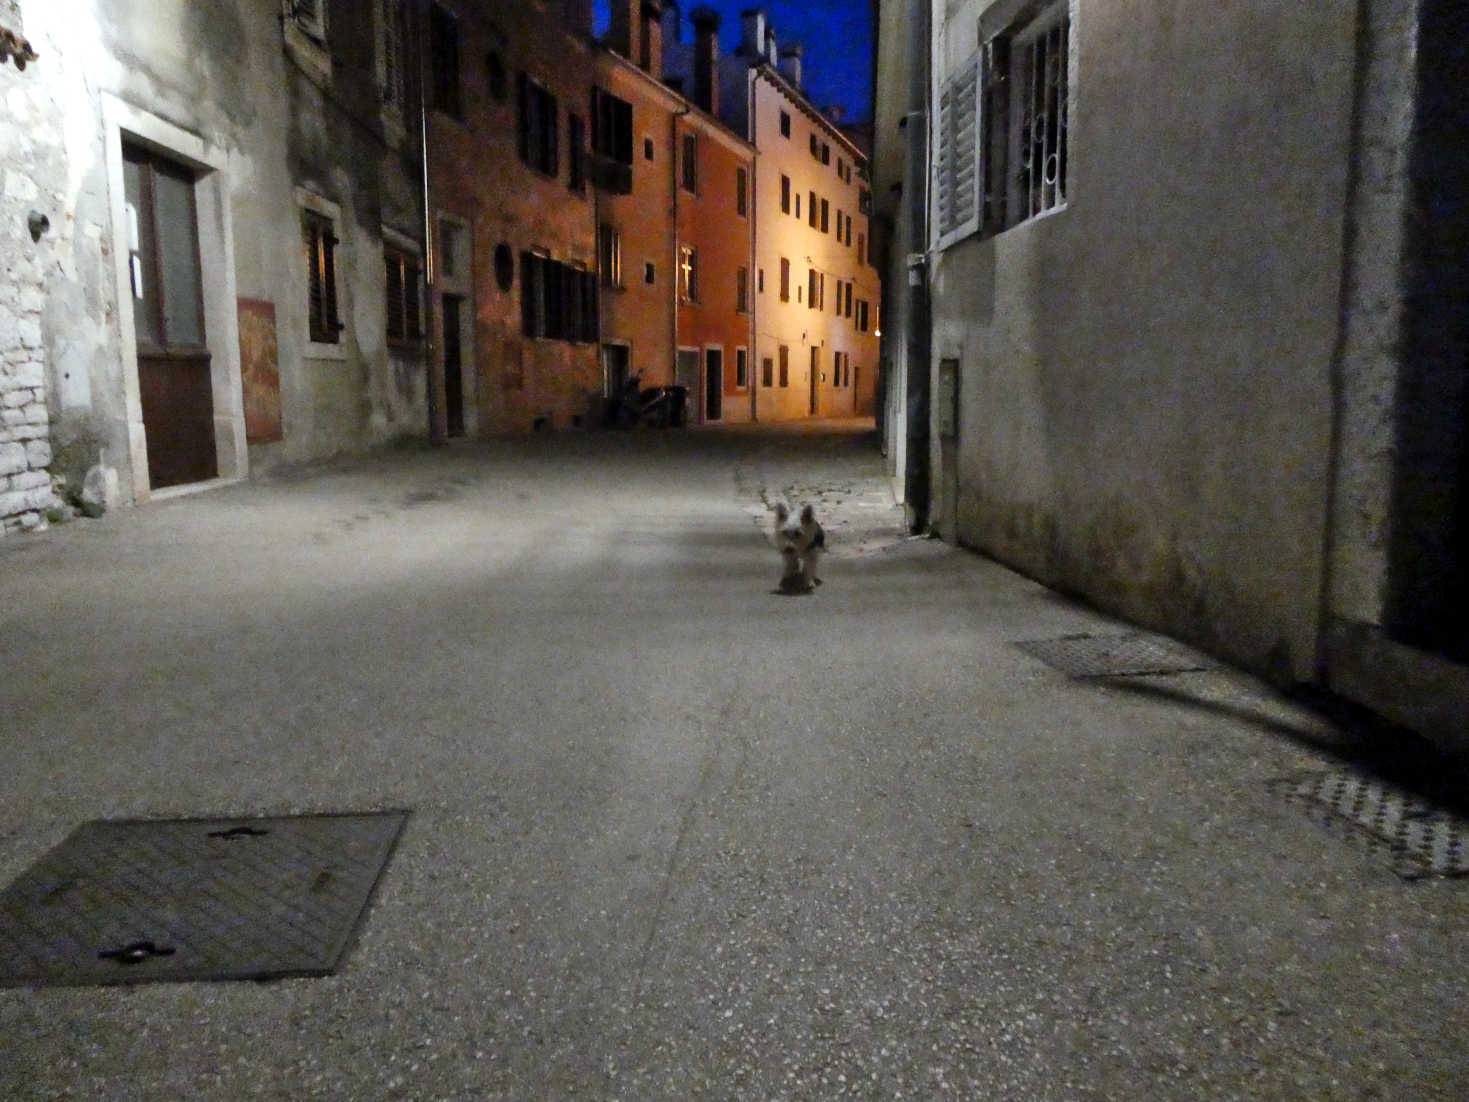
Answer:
[[1271, 771, 1469, 879], [1014, 632, 1214, 678], [0, 810, 409, 988]]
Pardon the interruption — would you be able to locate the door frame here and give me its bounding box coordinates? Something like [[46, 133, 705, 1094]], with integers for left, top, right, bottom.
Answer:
[[103, 95, 244, 502]]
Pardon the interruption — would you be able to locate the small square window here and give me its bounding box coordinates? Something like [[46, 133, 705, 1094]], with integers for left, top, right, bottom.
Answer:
[[644, 137, 655, 160]]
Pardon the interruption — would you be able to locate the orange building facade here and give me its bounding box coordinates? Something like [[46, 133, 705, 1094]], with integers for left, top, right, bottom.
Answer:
[[426, 1, 601, 437]]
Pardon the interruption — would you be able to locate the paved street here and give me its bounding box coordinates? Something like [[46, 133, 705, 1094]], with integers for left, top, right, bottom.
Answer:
[[1, 421, 1465, 1100]]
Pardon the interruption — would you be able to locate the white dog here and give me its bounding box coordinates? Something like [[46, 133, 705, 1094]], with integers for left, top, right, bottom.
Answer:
[[773, 503, 825, 593]]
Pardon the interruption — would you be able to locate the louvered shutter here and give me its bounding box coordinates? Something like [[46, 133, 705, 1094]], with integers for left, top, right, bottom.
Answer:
[[935, 52, 980, 247]]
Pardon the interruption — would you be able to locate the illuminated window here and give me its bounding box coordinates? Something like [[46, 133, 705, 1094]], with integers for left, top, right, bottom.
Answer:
[[679, 244, 698, 301], [598, 223, 620, 288]]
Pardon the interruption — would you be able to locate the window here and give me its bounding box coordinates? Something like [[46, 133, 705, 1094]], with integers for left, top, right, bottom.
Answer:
[[439, 220, 462, 278], [518, 74, 559, 177], [568, 114, 586, 192], [779, 257, 790, 302], [858, 231, 866, 266], [736, 167, 748, 217], [644, 261, 655, 284], [858, 188, 872, 215], [762, 356, 773, 388], [808, 190, 818, 228], [494, 242, 514, 291], [644, 137, 654, 160], [807, 269, 824, 311], [834, 279, 842, 315], [521, 251, 597, 342], [795, 193, 801, 220], [377, 0, 408, 118], [758, 268, 764, 294], [681, 133, 697, 193], [737, 266, 749, 313], [780, 175, 791, 214], [837, 156, 845, 181], [679, 244, 698, 301], [780, 110, 791, 138], [282, 0, 330, 83], [856, 299, 870, 332], [988, 5, 1070, 232], [591, 88, 634, 192], [428, 4, 461, 117], [778, 344, 789, 387], [384, 246, 421, 346], [598, 223, 621, 288], [845, 282, 853, 317], [736, 348, 748, 388], [809, 134, 819, 159], [303, 210, 341, 344], [820, 198, 829, 233], [821, 142, 831, 165], [833, 350, 843, 386], [485, 51, 507, 101]]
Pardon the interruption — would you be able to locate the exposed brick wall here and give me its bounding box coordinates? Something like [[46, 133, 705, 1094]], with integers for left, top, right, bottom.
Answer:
[[1, 34, 59, 534]]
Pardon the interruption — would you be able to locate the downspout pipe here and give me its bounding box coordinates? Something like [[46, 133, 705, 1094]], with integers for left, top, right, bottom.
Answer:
[[672, 104, 691, 403], [902, 0, 931, 529], [418, 0, 444, 444]]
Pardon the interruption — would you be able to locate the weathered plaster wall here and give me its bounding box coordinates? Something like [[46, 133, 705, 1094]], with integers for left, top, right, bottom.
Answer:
[[0, 4, 61, 531], [931, 0, 1359, 683]]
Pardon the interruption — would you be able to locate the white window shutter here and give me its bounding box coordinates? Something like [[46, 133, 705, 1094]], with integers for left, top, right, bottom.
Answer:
[[934, 52, 980, 249]]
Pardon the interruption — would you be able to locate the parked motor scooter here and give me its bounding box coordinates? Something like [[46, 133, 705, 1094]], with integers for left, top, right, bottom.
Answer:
[[603, 372, 689, 428]]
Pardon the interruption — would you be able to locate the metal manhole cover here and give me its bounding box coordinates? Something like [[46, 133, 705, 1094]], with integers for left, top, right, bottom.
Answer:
[[0, 810, 409, 987], [1013, 632, 1214, 678], [1270, 771, 1469, 879]]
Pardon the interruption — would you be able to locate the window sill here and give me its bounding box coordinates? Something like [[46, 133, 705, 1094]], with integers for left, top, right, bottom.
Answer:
[[305, 339, 347, 361]]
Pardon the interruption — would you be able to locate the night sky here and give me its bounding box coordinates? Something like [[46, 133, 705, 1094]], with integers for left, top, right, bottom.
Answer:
[[593, 1, 875, 123]]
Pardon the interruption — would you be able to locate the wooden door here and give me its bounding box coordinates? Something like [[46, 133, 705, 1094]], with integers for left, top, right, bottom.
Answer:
[[124, 144, 216, 488]]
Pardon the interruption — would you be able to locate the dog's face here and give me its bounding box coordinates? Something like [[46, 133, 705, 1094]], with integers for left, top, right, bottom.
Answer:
[[773, 502, 822, 557]]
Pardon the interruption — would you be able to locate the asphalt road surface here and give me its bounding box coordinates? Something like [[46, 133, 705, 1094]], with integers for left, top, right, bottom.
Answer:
[[2, 422, 1465, 1099]]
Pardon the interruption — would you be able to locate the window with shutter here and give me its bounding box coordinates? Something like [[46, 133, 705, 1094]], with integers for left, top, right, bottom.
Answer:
[[935, 51, 980, 247], [384, 246, 421, 347], [304, 210, 341, 344]]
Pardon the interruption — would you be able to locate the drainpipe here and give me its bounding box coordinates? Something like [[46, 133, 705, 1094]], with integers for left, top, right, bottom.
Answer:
[[417, 0, 444, 444], [672, 103, 690, 403], [901, 0, 931, 530]]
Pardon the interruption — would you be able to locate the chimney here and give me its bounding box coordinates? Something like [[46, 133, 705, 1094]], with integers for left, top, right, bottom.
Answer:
[[690, 6, 720, 115], [778, 43, 803, 90], [661, 0, 683, 44], [765, 25, 777, 64], [640, 1, 664, 77], [738, 8, 765, 57], [609, 0, 639, 61]]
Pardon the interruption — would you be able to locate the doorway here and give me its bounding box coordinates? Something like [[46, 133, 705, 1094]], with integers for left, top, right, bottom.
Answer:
[[442, 294, 465, 437], [809, 346, 820, 416], [124, 143, 216, 488], [704, 347, 723, 422], [676, 348, 700, 420]]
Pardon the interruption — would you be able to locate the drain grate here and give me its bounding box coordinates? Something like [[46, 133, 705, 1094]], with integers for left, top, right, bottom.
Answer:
[[1270, 771, 1469, 879], [1013, 632, 1214, 678], [0, 810, 409, 987]]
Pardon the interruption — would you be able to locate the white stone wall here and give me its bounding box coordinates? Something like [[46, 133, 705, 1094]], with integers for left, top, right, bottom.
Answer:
[[0, 33, 60, 534]]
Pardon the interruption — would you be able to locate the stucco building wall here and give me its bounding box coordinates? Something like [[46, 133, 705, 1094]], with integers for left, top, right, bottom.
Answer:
[[928, 0, 1358, 682]]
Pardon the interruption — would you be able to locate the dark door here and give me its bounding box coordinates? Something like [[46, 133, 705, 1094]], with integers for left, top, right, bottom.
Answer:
[[809, 346, 820, 416], [442, 294, 465, 436], [124, 143, 215, 488], [704, 348, 723, 422]]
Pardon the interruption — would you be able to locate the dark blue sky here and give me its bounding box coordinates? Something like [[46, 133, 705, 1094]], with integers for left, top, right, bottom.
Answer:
[[593, 1, 875, 123]]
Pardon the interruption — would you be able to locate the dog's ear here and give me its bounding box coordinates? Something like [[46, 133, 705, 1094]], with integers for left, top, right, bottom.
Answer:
[[774, 503, 790, 523], [800, 504, 816, 525]]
